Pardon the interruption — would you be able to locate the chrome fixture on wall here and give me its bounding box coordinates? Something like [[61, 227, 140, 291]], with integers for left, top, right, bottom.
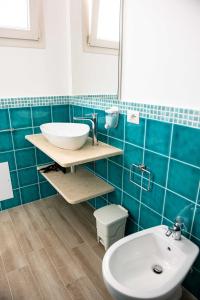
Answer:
[[73, 113, 98, 146], [129, 163, 152, 192], [165, 217, 185, 240]]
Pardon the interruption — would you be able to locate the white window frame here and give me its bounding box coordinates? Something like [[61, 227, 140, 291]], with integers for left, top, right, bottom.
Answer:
[[82, 0, 119, 55], [0, 0, 44, 48]]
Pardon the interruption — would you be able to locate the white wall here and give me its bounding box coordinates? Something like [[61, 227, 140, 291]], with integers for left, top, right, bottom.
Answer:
[[121, 0, 200, 110], [70, 0, 118, 95], [0, 0, 119, 98], [0, 0, 72, 98]]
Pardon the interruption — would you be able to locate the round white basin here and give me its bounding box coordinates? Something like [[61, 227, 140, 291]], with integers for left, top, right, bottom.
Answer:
[[40, 123, 90, 150], [102, 225, 199, 300]]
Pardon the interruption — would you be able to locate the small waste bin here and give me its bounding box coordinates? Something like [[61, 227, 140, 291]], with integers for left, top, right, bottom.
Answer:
[[93, 204, 128, 250]]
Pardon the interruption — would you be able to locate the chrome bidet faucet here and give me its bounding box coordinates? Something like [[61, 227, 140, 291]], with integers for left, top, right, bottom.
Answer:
[[73, 113, 98, 146], [165, 218, 184, 240]]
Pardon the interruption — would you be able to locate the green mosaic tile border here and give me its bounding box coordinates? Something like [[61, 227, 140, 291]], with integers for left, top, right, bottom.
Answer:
[[0, 96, 70, 109], [70, 95, 200, 129], [0, 94, 199, 129]]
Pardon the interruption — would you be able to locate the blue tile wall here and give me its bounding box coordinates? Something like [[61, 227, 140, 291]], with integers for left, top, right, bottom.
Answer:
[[171, 125, 200, 168], [0, 104, 69, 211], [0, 95, 199, 298], [69, 103, 200, 299]]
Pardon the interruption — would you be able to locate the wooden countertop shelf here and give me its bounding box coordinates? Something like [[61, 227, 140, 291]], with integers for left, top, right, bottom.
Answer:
[[26, 134, 123, 167], [38, 167, 114, 204]]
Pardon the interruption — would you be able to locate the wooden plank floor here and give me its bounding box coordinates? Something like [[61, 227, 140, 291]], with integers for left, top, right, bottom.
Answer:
[[0, 195, 195, 300]]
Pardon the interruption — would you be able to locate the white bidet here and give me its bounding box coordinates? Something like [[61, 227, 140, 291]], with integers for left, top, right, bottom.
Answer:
[[102, 225, 199, 300]]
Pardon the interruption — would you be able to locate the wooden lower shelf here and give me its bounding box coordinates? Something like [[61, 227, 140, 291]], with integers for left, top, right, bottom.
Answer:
[[38, 167, 114, 204]]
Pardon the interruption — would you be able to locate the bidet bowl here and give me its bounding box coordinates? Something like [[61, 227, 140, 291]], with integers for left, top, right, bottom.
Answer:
[[40, 123, 90, 150], [102, 225, 199, 300]]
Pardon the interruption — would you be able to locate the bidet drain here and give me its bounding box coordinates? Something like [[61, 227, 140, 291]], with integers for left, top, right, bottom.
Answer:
[[152, 264, 163, 274]]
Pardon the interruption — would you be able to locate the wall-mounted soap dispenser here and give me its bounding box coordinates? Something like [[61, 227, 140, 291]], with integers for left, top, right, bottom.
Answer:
[[105, 107, 119, 129]]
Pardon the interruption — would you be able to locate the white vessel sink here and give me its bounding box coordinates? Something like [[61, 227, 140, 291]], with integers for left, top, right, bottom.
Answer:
[[102, 225, 199, 300], [40, 123, 90, 150]]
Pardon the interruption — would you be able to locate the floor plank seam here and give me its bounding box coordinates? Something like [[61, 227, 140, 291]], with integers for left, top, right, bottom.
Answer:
[[8, 207, 44, 300], [0, 254, 14, 300], [27, 204, 76, 298], [1, 196, 192, 300]]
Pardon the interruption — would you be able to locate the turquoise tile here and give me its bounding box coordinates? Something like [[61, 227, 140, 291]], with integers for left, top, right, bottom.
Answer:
[[192, 206, 200, 240], [139, 204, 161, 229], [0, 131, 13, 151], [108, 137, 123, 166], [18, 167, 38, 187], [38, 171, 47, 183], [85, 161, 95, 172], [36, 149, 52, 165], [72, 105, 83, 119], [95, 159, 107, 180], [21, 184, 40, 204], [144, 150, 168, 186], [123, 169, 141, 201], [52, 105, 69, 122], [10, 107, 32, 128], [1, 189, 21, 210], [108, 161, 122, 189], [69, 105, 73, 122], [13, 128, 33, 149], [15, 148, 36, 169], [88, 198, 96, 208], [124, 143, 143, 169], [33, 127, 41, 134], [171, 125, 200, 167], [122, 192, 139, 222], [141, 184, 165, 215], [83, 106, 94, 116], [32, 106, 52, 127], [98, 133, 107, 143], [125, 218, 138, 235], [168, 160, 200, 202], [40, 181, 57, 198], [73, 111, 91, 134], [125, 117, 145, 147], [146, 120, 172, 155], [108, 114, 125, 141], [162, 217, 173, 227], [0, 151, 16, 171], [108, 188, 122, 205], [164, 191, 194, 232], [10, 171, 19, 189], [0, 109, 10, 130], [96, 196, 107, 209]]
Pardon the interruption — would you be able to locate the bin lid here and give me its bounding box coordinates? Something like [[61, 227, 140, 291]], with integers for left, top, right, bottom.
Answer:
[[93, 204, 128, 225]]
